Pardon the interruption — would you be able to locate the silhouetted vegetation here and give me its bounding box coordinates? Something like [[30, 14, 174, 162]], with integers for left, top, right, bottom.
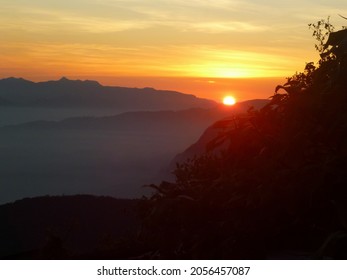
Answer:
[[137, 19, 347, 259]]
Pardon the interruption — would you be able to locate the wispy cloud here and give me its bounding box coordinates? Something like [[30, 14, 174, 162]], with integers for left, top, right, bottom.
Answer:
[[0, 0, 274, 34], [2, 0, 347, 80], [0, 7, 152, 33], [189, 21, 267, 33]]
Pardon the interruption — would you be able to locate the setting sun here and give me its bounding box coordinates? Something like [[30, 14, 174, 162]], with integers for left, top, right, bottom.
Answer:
[[223, 96, 236, 106]]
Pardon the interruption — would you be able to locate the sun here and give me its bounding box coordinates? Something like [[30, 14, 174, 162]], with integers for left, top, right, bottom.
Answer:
[[223, 96, 236, 106]]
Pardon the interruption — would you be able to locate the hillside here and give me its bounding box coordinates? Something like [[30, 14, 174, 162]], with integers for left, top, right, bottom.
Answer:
[[135, 23, 347, 259], [0, 195, 140, 259]]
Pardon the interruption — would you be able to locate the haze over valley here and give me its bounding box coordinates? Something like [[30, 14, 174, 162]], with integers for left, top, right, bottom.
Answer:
[[0, 77, 265, 205]]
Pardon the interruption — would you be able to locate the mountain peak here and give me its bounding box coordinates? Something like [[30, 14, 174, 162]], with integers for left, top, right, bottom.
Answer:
[[56, 77, 101, 87], [59, 77, 69, 82]]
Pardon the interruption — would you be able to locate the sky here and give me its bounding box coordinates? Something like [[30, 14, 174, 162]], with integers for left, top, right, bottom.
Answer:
[[1, 0, 347, 101]]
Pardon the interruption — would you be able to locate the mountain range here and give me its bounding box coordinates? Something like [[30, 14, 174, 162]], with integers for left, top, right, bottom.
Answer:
[[0, 77, 215, 111], [0, 76, 269, 206]]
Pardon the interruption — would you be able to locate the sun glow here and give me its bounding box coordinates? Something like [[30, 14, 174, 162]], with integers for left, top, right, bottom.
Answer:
[[223, 96, 236, 106]]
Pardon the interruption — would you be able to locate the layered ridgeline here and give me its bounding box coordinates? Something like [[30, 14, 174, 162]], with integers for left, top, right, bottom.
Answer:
[[0, 76, 267, 205], [0, 100, 265, 205], [0, 77, 216, 126], [0, 76, 221, 205]]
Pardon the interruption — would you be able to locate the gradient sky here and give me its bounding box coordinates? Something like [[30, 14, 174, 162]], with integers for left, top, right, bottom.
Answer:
[[1, 0, 347, 101]]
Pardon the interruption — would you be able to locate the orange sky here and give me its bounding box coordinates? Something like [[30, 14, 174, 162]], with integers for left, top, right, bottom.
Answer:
[[1, 0, 347, 102]]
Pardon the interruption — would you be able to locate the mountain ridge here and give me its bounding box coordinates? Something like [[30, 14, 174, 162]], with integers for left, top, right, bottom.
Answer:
[[0, 77, 216, 110]]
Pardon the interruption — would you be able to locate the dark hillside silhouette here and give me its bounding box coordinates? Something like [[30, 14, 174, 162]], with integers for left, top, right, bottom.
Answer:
[[0, 195, 139, 259], [136, 20, 347, 259]]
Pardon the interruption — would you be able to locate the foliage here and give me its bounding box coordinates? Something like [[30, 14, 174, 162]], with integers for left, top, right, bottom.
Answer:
[[308, 17, 335, 55], [137, 19, 347, 259]]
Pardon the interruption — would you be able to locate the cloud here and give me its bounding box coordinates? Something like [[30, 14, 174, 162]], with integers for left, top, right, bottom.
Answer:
[[189, 21, 267, 33], [0, 0, 269, 34], [0, 7, 153, 33], [2, 0, 347, 79]]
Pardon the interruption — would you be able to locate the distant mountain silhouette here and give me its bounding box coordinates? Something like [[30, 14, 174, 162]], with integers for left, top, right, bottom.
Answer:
[[0, 77, 216, 111]]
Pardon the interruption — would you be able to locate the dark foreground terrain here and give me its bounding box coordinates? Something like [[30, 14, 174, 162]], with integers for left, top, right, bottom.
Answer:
[[0, 195, 140, 259]]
